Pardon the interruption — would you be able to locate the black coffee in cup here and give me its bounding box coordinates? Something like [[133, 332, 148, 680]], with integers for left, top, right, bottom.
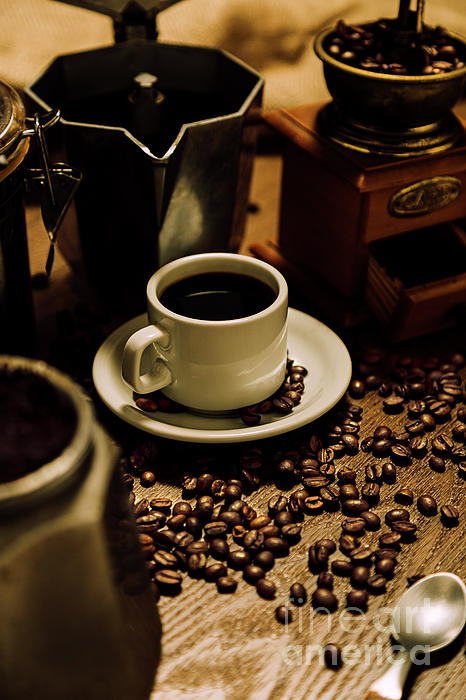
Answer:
[[160, 272, 277, 321]]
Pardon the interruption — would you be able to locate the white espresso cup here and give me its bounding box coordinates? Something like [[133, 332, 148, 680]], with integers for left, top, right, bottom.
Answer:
[[121, 253, 288, 412]]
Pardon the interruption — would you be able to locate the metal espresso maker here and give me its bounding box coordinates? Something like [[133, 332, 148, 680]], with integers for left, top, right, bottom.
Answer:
[[26, 0, 263, 316]]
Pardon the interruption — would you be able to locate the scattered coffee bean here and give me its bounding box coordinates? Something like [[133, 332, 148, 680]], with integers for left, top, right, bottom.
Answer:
[[342, 517, 366, 534], [141, 471, 156, 486], [316, 538, 337, 554], [331, 559, 353, 576], [391, 521, 417, 539], [275, 605, 292, 624], [346, 589, 368, 611], [216, 576, 237, 593], [339, 484, 359, 500], [317, 572, 334, 589], [350, 545, 372, 564], [243, 564, 265, 583], [268, 494, 288, 513], [367, 574, 386, 592], [349, 380, 365, 398], [361, 483, 380, 501], [340, 534, 359, 553], [342, 499, 370, 515], [440, 504, 459, 525], [395, 488, 414, 505], [375, 558, 395, 578], [379, 532, 402, 548], [289, 582, 307, 605], [204, 563, 228, 582], [323, 643, 342, 669], [154, 569, 182, 589], [382, 462, 397, 482], [351, 566, 370, 587], [256, 578, 277, 599], [360, 511, 381, 530], [254, 550, 274, 571], [365, 463, 383, 482], [375, 548, 398, 561], [228, 549, 251, 570], [385, 508, 410, 526], [312, 588, 338, 611], [383, 396, 404, 413], [417, 495, 438, 516]]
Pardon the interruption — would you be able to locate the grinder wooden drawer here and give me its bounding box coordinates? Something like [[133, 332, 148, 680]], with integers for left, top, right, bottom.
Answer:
[[366, 222, 466, 341]]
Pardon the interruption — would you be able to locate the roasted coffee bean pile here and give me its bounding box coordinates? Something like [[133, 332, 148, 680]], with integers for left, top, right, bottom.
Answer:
[[133, 358, 307, 426], [324, 19, 465, 75], [120, 351, 464, 670]]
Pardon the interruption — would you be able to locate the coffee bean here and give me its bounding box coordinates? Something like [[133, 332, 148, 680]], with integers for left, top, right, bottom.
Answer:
[[243, 564, 265, 583], [342, 434, 359, 453], [320, 462, 336, 479], [361, 483, 380, 501], [281, 523, 302, 542], [349, 380, 365, 398], [390, 444, 411, 462], [275, 510, 295, 528], [276, 458, 295, 476], [187, 552, 207, 576], [174, 531, 194, 550], [375, 558, 395, 577], [304, 496, 324, 513], [395, 488, 414, 505], [204, 521, 228, 538], [409, 436, 427, 453], [216, 576, 237, 593], [172, 502, 193, 518], [154, 569, 182, 588], [153, 550, 178, 569], [367, 574, 387, 592], [260, 525, 281, 539], [275, 605, 292, 624], [268, 494, 288, 513], [250, 515, 271, 530], [452, 446, 466, 462], [264, 537, 289, 557], [373, 439, 391, 455], [360, 511, 381, 530], [382, 462, 397, 482], [331, 559, 353, 576], [408, 400, 425, 416], [153, 529, 178, 549], [346, 589, 368, 611], [302, 476, 329, 490], [273, 396, 294, 414], [133, 498, 150, 517], [254, 550, 275, 571], [243, 529, 265, 551], [289, 582, 307, 605], [320, 486, 340, 508], [342, 499, 369, 514], [227, 549, 251, 570], [365, 463, 383, 482], [339, 484, 359, 500], [378, 383, 392, 397], [440, 505, 459, 524], [323, 643, 342, 669], [375, 548, 398, 561], [383, 396, 404, 412], [420, 413, 436, 430], [312, 588, 338, 611], [149, 497, 172, 514], [361, 437, 374, 452], [317, 572, 334, 589], [406, 420, 425, 435], [417, 495, 438, 516], [351, 566, 370, 587], [430, 401, 452, 419], [316, 538, 337, 554], [342, 517, 366, 534], [256, 578, 277, 599], [391, 520, 417, 539], [166, 514, 187, 531], [350, 545, 372, 563], [365, 374, 382, 390], [204, 563, 228, 582], [340, 534, 359, 553], [209, 539, 229, 559], [186, 540, 209, 556], [379, 532, 402, 548], [385, 508, 410, 526], [337, 468, 357, 484]]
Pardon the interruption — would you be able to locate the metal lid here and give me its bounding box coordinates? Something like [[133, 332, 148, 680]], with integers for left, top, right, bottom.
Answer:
[[53, 0, 183, 20], [0, 80, 26, 158]]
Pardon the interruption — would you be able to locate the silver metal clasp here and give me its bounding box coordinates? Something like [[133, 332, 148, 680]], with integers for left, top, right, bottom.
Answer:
[[23, 108, 81, 276]]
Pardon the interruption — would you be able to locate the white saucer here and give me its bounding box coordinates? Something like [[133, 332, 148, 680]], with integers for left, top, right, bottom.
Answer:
[[92, 308, 352, 443]]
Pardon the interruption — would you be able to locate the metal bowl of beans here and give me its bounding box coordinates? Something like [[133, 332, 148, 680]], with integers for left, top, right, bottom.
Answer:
[[314, 20, 466, 155]]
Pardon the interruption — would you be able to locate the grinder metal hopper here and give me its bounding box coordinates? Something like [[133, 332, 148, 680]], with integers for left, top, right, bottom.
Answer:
[[26, 0, 263, 315]]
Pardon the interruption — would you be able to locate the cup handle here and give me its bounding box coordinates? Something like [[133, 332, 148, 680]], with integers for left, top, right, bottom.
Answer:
[[122, 324, 172, 394]]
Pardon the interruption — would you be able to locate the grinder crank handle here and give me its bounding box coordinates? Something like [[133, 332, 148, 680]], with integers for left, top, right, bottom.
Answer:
[[122, 324, 172, 394]]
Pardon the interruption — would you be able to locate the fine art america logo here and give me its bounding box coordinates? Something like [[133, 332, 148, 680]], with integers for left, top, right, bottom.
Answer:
[[281, 601, 434, 667], [389, 176, 462, 216]]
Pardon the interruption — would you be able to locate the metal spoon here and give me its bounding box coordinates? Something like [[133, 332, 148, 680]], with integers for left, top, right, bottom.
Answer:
[[366, 572, 466, 700]]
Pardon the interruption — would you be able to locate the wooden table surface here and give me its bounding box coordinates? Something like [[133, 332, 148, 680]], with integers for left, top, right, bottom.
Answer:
[[27, 153, 466, 700]]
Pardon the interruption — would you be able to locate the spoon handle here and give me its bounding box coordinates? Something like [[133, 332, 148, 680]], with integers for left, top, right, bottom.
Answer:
[[364, 649, 411, 700]]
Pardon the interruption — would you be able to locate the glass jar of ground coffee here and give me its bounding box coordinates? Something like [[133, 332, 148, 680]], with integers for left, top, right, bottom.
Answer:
[[0, 356, 160, 700]]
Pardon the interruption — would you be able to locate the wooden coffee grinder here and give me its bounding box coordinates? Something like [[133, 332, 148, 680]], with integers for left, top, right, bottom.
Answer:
[[255, 0, 466, 341]]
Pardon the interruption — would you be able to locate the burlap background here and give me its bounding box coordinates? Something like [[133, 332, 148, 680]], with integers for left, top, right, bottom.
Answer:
[[1, 0, 465, 108]]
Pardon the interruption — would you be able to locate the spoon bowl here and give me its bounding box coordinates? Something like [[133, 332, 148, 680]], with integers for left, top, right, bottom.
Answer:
[[366, 572, 466, 700]]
